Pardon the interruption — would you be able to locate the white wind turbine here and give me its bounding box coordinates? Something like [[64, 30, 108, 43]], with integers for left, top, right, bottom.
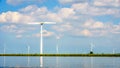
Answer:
[[27, 44, 30, 67], [90, 43, 94, 52], [4, 43, 6, 67], [56, 35, 61, 68], [113, 49, 115, 54], [56, 36, 60, 54], [28, 22, 56, 67]]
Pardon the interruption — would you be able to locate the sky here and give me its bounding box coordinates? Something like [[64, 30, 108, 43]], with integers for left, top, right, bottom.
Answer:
[[0, 0, 120, 54]]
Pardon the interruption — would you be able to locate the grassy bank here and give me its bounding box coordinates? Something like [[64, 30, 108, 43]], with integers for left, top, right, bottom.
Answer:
[[0, 54, 120, 57]]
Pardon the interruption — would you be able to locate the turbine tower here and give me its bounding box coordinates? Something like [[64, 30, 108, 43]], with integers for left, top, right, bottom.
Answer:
[[28, 22, 56, 67], [27, 45, 30, 67], [90, 42, 94, 54], [113, 49, 115, 54], [90, 43, 94, 52], [56, 36, 60, 54], [4, 43, 6, 67]]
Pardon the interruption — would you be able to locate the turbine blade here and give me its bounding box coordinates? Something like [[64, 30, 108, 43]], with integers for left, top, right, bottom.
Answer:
[[28, 22, 56, 25], [27, 22, 40, 24], [44, 22, 56, 24]]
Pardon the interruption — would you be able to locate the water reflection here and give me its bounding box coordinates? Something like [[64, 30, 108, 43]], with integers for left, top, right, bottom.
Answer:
[[40, 56, 43, 68], [91, 57, 93, 68], [56, 57, 58, 68], [0, 57, 120, 68]]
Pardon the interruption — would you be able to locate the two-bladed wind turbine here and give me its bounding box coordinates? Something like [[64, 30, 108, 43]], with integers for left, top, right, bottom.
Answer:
[[28, 22, 56, 67]]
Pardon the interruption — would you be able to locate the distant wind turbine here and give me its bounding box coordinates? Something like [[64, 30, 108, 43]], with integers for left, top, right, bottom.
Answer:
[[56, 36, 60, 54], [90, 43, 94, 52], [113, 49, 115, 54], [4, 43, 6, 67], [27, 44, 30, 67], [56, 35, 61, 68], [28, 22, 56, 67]]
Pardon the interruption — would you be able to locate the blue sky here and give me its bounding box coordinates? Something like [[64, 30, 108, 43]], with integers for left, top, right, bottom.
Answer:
[[0, 0, 120, 54]]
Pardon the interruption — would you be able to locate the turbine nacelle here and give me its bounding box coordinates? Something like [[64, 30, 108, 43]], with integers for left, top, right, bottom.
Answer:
[[28, 22, 56, 25]]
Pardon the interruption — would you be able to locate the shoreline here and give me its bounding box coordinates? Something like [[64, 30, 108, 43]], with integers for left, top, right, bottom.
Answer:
[[0, 54, 120, 57]]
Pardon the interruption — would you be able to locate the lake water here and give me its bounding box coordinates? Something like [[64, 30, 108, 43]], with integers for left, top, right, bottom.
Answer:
[[0, 56, 120, 68]]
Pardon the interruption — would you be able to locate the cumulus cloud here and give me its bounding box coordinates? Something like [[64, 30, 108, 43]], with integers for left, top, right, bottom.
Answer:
[[93, 0, 120, 7], [58, 8, 75, 18], [16, 34, 23, 38], [0, 25, 26, 34], [20, 5, 63, 22], [53, 23, 73, 32], [58, 0, 120, 7], [0, 25, 17, 32], [7, 0, 44, 6], [72, 3, 120, 16], [0, 3, 120, 38], [32, 30, 54, 37], [80, 29, 92, 36], [56, 34, 63, 39], [58, 0, 88, 4], [52, 18, 120, 37], [83, 19, 104, 29], [0, 11, 34, 23]]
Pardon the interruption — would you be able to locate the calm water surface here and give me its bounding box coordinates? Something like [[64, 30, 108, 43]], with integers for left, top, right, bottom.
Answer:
[[0, 56, 120, 68]]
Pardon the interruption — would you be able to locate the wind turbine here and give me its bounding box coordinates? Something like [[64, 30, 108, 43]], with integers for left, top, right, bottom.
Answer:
[[56, 35, 60, 68], [56, 36, 60, 54], [27, 44, 30, 67], [90, 43, 94, 52], [28, 22, 56, 67], [113, 49, 115, 54], [90, 42, 95, 54], [4, 43, 6, 68]]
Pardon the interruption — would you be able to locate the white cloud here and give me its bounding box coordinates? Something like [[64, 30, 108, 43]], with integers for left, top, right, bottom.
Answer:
[[72, 3, 88, 10], [20, 5, 38, 13], [58, 8, 75, 18], [0, 25, 17, 32], [80, 29, 92, 36], [16, 34, 23, 38], [56, 34, 63, 39], [58, 0, 120, 7], [7, 0, 23, 5], [7, 0, 43, 6], [53, 23, 73, 32], [32, 30, 54, 37], [0, 25, 35, 34], [83, 19, 104, 29], [0, 11, 34, 23], [46, 13, 62, 22], [72, 3, 120, 16], [58, 0, 88, 4], [93, 0, 120, 7], [52, 18, 120, 37], [20, 5, 62, 22], [0, 4, 120, 38], [58, 0, 74, 4]]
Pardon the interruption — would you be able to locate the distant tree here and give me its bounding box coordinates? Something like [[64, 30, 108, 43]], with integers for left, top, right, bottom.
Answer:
[[90, 51, 93, 54]]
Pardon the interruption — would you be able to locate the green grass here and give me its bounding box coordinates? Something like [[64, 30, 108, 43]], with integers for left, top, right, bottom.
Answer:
[[0, 54, 120, 57]]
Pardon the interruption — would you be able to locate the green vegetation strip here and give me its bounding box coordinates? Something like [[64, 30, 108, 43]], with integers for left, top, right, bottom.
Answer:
[[0, 54, 120, 57]]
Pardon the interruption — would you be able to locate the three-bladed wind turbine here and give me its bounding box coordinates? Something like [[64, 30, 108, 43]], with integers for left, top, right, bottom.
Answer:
[[28, 22, 56, 67], [90, 43, 94, 52], [27, 44, 30, 67], [113, 49, 115, 54], [56, 36, 60, 54], [4, 43, 6, 67]]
